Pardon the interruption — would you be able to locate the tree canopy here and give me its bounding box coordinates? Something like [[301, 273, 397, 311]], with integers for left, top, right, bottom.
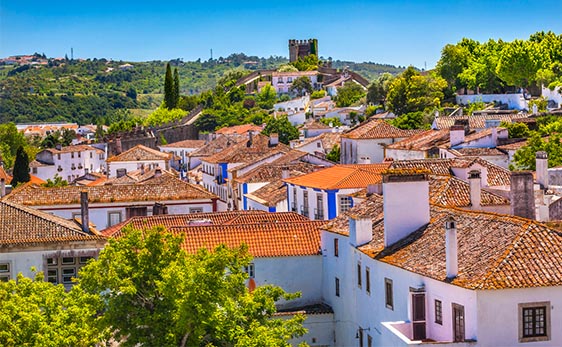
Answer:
[[290, 76, 313, 97], [335, 81, 365, 107], [11, 146, 30, 186], [262, 116, 300, 145], [77, 226, 307, 347]]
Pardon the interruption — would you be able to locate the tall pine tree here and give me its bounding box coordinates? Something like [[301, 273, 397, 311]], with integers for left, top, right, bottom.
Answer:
[[173, 68, 180, 108], [12, 146, 30, 187], [164, 63, 174, 109]]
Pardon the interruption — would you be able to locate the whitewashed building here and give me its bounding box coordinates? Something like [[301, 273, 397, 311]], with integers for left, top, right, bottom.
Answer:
[[32, 144, 106, 182], [106, 144, 172, 178]]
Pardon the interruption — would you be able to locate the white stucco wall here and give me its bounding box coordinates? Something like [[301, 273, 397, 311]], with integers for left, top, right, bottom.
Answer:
[[108, 159, 165, 178], [542, 86, 562, 108], [477, 287, 562, 347], [35, 148, 106, 181], [342, 137, 404, 164], [456, 94, 527, 110], [385, 148, 427, 161], [285, 313, 335, 347]]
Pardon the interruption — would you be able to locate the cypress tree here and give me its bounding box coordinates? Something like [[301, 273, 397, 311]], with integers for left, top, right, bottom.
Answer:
[[173, 68, 180, 108], [12, 146, 30, 187], [164, 63, 174, 109]]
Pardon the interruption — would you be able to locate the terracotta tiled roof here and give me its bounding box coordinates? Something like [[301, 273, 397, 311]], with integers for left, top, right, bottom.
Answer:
[[29, 175, 46, 185], [497, 140, 528, 151], [452, 147, 507, 157], [205, 133, 290, 164], [389, 158, 511, 187], [428, 175, 509, 207], [433, 114, 528, 130], [5, 175, 216, 206], [101, 211, 310, 237], [215, 124, 263, 135], [246, 179, 288, 207], [283, 163, 391, 190], [342, 118, 420, 139], [295, 132, 341, 152], [302, 119, 331, 130], [234, 151, 320, 184], [324, 195, 562, 289], [45, 144, 103, 154], [0, 200, 105, 246], [103, 168, 177, 185], [386, 129, 450, 150], [171, 221, 323, 257], [106, 144, 171, 162], [103, 211, 321, 258], [161, 139, 206, 148], [188, 135, 245, 158]]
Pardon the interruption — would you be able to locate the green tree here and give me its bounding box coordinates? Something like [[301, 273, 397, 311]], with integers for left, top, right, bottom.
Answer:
[[290, 76, 313, 96], [262, 116, 299, 144], [164, 62, 175, 109], [326, 144, 340, 163], [173, 68, 180, 105], [11, 146, 30, 186], [319, 117, 342, 127], [126, 87, 137, 100], [511, 133, 562, 170], [335, 81, 366, 107], [291, 54, 319, 71], [258, 83, 278, 109], [366, 73, 394, 106], [77, 226, 307, 347], [391, 111, 428, 130], [386, 67, 447, 115], [310, 90, 326, 99], [0, 272, 107, 347], [42, 174, 69, 187], [0, 123, 27, 169], [496, 39, 550, 88], [500, 121, 530, 139]]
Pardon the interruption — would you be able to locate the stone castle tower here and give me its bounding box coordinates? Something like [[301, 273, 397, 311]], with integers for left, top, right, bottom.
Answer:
[[289, 39, 318, 62]]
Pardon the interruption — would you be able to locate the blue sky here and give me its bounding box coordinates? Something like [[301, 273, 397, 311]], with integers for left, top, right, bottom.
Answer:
[[1, 0, 561, 69]]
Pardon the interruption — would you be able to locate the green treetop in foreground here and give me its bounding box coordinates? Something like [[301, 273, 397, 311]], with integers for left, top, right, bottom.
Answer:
[[0, 226, 307, 347]]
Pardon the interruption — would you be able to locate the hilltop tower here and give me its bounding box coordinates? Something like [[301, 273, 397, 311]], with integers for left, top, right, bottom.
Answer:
[[288, 39, 318, 62]]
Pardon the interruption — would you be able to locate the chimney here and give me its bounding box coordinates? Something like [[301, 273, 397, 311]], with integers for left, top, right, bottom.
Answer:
[[349, 214, 373, 247], [247, 131, 253, 147], [270, 133, 279, 146], [491, 127, 498, 147], [115, 137, 123, 154], [510, 171, 536, 220], [449, 125, 465, 147], [366, 183, 381, 195], [445, 217, 458, 279], [536, 151, 549, 189], [468, 169, 481, 210], [80, 190, 90, 233], [154, 167, 162, 178], [383, 171, 430, 247], [281, 166, 290, 179], [0, 178, 5, 197], [55, 143, 62, 151]]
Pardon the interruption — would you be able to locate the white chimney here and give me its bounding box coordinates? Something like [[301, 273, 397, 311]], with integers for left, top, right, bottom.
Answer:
[[449, 125, 465, 147], [445, 217, 458, 278], [80, 190, 90, 233], [270, 133, 279, 146], [468, 169, 481, 210], [281, 167, 290, 179], [383, 171, 430, 247], [536, 151, 549, 189], [349, 214, 373, 247]]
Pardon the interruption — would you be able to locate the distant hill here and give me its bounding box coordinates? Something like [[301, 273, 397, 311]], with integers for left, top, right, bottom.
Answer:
[[0, 53, 404, 125]]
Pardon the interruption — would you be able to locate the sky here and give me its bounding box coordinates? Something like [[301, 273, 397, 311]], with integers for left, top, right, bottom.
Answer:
[[1, 0, 561, 69]]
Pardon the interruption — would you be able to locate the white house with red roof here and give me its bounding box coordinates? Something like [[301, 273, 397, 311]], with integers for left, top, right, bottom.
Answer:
[[33, 144, 106, 182], [106, 144, 172, 178]]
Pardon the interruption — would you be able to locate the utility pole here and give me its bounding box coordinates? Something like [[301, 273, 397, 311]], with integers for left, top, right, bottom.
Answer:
[[71, 47, 74, 61], [210, 49, 213, 60]]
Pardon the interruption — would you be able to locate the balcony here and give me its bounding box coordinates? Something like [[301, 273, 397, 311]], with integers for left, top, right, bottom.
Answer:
[[314, 208, 324, 220], [300, 206, 309, 217], [381, 321, 476, 347]]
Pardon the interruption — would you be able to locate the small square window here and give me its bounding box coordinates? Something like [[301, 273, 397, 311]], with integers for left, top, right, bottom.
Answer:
[[47, 257, 57, 265], [339, 196, 352, 213], [244, 263, 255, 278], [108, 211, 122, 227], [80, 256, 93, 264], [47, 269, 58, 284], [385, 278, 393, 310], [0, 263, 9, 272], [435, 299, 443, 325], [519, 302, 550, 342], [61, 257, 75, 265], [62, 268, 76, 283]]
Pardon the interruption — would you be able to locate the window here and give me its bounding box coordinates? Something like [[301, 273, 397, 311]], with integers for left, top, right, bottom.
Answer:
[[57, 153, 61, 160], [244, 263, 255, 278], [358, 328, 364, 347], [78, 151, 81, 158], [302, 191, 309, 217], [317, 142, 321, 148], [339, 196, 352, 213], [334, 238, 339, 257], [435, 299, 443, 325], [357, 262, 362, 288], [519, 302, 550, 342], [32, 167, 37, 174], [46, 255, 93, 286], [189, 207, 203, 213], [452, 303, 465, 342], [126, 206, 148, 218], [291, 188, 297, 212], [71, 152, 74, 158], [367, 335, 372, 347], [365, 267, 370, 294], [315, 193, 324, 219], [108, 211, 122, 227], [335, 277, 340, 297], [0, 262, 11, 282], [90, 152, 93, 158], [385, 278, 393, 310], [62, 268, 76, 283]]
